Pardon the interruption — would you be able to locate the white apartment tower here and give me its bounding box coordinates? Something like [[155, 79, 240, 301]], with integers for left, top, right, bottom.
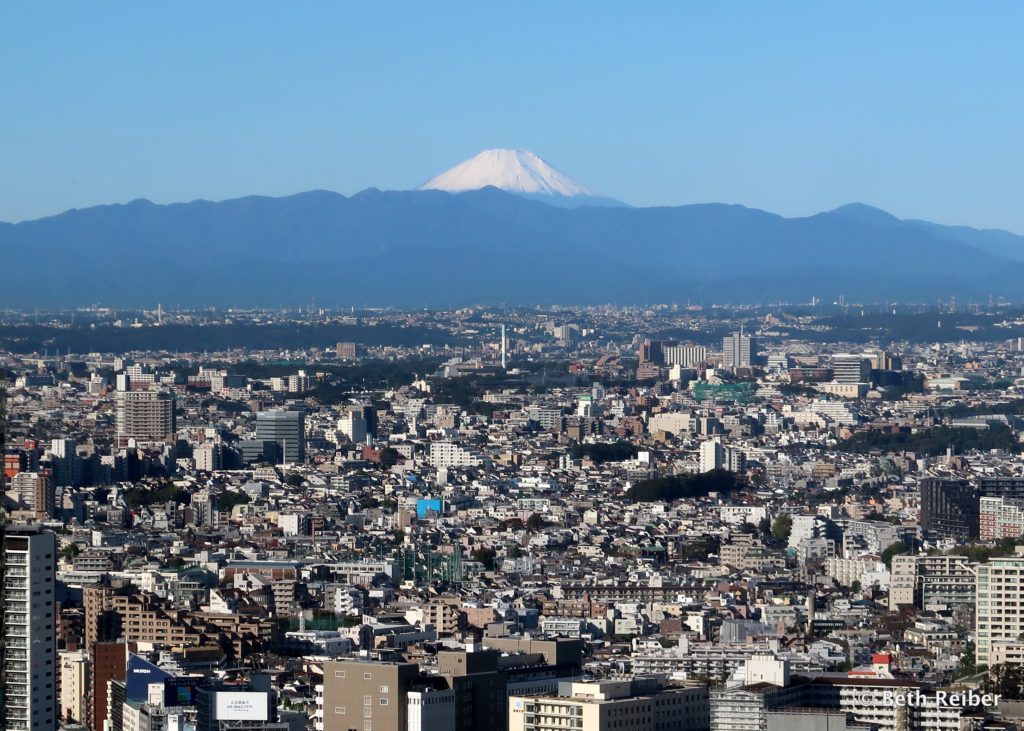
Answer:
[[1, 527, 58, 731], [699, 439, 724, 473], [338, 408, 368, 445], [976, 546, 1024, 667]]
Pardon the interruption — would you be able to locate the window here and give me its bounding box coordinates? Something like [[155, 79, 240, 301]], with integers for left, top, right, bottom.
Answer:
[[363, 673, 372, 680], [379, 685, 389, 694], [335, 707, 346, 715], [364, 695, 372, 706], [335, 670, 346, 678], [380, 698, 389, 706]]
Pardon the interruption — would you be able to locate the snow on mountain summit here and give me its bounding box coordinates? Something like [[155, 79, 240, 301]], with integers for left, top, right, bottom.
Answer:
[[419, 149, 594, 198]]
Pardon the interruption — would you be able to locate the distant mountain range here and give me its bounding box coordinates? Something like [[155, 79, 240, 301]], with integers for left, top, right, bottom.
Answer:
[[3, 158, 1024, 307]]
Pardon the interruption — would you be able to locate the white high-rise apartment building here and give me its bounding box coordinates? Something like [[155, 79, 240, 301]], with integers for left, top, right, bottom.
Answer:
[[699, 439, 724, 473], [2, 527, 58, 731], [337, 408, 368, 445], [722, 332, 756, 369], [976, 546, 1024, 667]]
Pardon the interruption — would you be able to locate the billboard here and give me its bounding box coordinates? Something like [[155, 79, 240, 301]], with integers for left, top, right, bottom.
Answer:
[[126, 653, 172, 702], [215, 691, 270, 721], [164, 677, 202, 707]]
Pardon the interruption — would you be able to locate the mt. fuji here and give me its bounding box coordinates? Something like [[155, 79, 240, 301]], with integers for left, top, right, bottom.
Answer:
[[418, 149, 627, 208]]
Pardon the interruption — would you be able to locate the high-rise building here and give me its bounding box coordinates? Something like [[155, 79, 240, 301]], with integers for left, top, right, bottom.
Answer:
[[1, 527, 58, 731], [88, 641, 127, 731], [889, 554, 975, 611], [976, 546, 1024, 666], [194, 443, 224, 472], [663, 344, 708, 368], [336, 342, 359, 359], [338, 408, 368, 445], [58, 649, 87, 726], [115, 390, 176, 443], [831, 355, 871, 384], [699, 439, 724, 473], [255, 410, 305, 464], [722, 332, 756, 370], [919, 478, 979, 540], [48, 439, 82, 488], [980, 495, 1024, 540], [9, 472, 54, 519]]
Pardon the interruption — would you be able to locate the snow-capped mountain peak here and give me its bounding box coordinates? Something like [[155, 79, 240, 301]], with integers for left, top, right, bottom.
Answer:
[[419, 149, 594, 198]]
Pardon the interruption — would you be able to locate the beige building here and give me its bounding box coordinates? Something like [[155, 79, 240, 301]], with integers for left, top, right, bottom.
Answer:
[[58, 649, 88, 725], [889, 554, 975, 611], [319, 658, 421, 731], [510, 678, 709, 731]]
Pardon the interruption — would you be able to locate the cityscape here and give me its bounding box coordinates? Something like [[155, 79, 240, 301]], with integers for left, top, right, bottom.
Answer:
[[6, 4, 1024, 731]]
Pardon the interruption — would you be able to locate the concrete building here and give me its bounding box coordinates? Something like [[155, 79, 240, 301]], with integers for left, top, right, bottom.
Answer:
[[319, 658, 421, 731], [115, 390, 176, 443], [58, 649, 88, 726], [338, 408, 368, 445], [919, 478, 979, 541], [1, 527, 58, 731], [889, 554, 976, 610], [977, 546, 1024, 666], [722, 332, 756, 370], [699, 439, 723, 473], [979, 495, 1024, 540], [429, 442, 483, 469], [255, 409, 306, 464], [830, 355, 871, 385], [510, 677, 709, 731]]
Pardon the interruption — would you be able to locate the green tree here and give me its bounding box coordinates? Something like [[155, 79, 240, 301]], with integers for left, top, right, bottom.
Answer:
[[771, 514, 793, 542], [881, 541, 909, 569]]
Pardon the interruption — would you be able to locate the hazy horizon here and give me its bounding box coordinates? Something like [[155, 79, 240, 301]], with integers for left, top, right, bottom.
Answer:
[[4, 2, 1024, 231]]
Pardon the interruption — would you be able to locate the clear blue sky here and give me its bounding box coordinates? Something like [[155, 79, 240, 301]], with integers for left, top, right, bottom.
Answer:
[[3, 2, 1023, 230]]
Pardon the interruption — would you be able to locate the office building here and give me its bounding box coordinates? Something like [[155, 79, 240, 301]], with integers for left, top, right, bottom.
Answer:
[[830, 355, 871, 385], [255, 410, 305, 464], [1, 527, 58, 731], [663, 344, 708, 368], [319, 658, 421, 731], [115, 390, 176, 443], [196, 676, 276, 731], [722, 331, 757, 370], [510, 677, 709, 731], [919, 478, 979, 540]]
